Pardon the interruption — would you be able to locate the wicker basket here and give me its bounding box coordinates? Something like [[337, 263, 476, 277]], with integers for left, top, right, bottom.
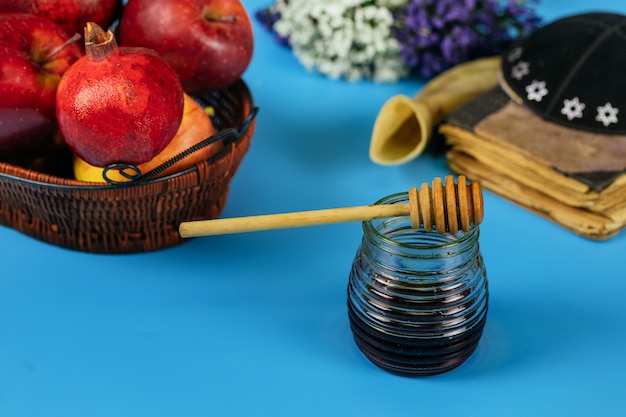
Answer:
[[0, 80, 256, 254]]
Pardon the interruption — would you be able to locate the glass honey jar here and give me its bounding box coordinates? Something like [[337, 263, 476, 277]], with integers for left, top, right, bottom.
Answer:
[[347, 191, 488, 376]]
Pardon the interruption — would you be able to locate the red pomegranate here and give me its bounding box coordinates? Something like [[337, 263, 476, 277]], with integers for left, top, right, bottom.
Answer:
[[56, 22, 184, 167]]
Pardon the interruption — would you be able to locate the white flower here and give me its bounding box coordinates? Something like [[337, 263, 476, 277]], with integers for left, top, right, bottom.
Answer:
[[272, 0, 409, 82]]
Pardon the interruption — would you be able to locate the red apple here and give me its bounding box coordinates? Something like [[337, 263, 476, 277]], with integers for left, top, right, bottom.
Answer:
[[0, 12, 83, 157], [117, 0, 254, 94], [0, 0, 122, 36]]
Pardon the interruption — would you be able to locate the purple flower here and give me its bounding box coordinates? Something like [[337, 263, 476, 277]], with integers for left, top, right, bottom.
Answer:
[[392, 0, 542, 78]]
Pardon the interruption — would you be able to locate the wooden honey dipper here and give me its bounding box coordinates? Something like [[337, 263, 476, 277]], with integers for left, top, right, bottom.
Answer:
[[179, 175, 483, 238]]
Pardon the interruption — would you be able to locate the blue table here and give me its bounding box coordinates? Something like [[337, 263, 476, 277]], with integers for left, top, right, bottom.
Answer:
[[2, 1, 626, 415]]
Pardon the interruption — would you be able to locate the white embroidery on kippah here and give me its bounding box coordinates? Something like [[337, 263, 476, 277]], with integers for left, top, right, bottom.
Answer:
[[511, 61, 530, 80], [596, 103, 619, 126], [561, 97, 585, 120], [508, 47, 523, 62], [525, 80, 548, 102]]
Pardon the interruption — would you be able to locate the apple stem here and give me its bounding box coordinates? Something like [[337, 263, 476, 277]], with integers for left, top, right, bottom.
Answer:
[[84, 22, 118, 61], [201, 5, 238, 23], [215, 15, 238, 22], [42, 32, 82, 62]]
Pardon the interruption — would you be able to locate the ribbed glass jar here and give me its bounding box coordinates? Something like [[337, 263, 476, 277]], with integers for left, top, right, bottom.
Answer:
[[347, 191, 488, 376]]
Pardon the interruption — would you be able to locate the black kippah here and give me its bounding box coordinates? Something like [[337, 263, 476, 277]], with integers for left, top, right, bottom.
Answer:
[[501, 12, 626, 135]]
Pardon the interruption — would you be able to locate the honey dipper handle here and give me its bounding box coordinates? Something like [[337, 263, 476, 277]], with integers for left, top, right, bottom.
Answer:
[[179, 204, 410, 238], [179, 175, 484, 238]]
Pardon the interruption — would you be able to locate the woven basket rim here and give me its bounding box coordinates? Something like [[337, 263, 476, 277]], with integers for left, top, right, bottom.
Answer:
[[0, 80, 255, 192], [0, 133, 245, 191]]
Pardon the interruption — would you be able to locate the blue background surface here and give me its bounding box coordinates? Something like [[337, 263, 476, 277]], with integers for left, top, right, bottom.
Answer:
[[2, 1, 626, 416]]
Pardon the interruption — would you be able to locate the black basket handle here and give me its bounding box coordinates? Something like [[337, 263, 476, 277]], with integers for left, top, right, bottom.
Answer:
[[102, 106, 259, 186]]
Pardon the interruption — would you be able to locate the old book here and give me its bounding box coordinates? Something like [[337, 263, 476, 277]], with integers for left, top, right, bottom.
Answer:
[[440, 88, 626, 240]]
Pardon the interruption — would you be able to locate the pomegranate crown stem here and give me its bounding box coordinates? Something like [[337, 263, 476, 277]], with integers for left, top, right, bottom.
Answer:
[[84, 22, 117, 60]]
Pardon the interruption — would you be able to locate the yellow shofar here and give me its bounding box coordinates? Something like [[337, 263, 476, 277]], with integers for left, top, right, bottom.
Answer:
[[369, 56, 501, 166]]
